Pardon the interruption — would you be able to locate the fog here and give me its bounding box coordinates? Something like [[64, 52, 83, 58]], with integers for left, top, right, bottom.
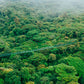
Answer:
[[1, 0, 84, 15], [25, 0, 84, 15]]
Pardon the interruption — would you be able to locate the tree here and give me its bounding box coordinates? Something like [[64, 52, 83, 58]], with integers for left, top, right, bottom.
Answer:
[[0, 79, 4, 84], [20, 67, 31, 84], [28, 53, 47, 66], [26, 81, 34, 84], [54, 63, 79, 84], [11, 28, 23, 36], [0, 39, 5, 52], [67, 81, 79, 84], [32, 35, 45, 42], [59, 56, 84, 84], [15, 35, 26, 43], [5, 71, 21, 84], [9, 55, 24, 70], [49, 53, 56, 61], [40, 76, 50, 84]]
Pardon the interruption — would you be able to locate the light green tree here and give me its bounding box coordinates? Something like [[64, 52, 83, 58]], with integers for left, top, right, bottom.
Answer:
[[54, 63, 79, 84]]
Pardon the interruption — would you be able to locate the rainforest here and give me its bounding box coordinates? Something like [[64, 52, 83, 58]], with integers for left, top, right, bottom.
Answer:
[[0, 0, 84, 84]]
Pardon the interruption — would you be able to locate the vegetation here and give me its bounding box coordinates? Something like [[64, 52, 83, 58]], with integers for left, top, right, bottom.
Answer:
[[0, 1, 84, 84]]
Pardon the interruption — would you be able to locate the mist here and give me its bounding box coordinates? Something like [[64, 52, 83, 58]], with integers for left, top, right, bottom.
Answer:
[[40, 0, 84, 14], [1, 0, 84, 15], [22, 0, 84, 14]]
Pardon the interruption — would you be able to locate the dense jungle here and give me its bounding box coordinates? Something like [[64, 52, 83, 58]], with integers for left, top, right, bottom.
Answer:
[[0, 0, 84, 84]]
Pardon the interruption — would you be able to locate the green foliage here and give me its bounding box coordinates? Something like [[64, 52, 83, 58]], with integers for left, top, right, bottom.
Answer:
[[54, 63, 79, 84], [32, 35, 46, 42], [27, 30, 39, 37], [0, 79, 4, 84], [0, 2, 84, 84], [20, 67, 31, 84], [49, 53, 56, 61], [4, 71, 21, 84], [11, 28, 23, 36], [59, 57, 84, 84], [0, 39, 5, 52], [28, 53, 47, 66], [40, 76, 50, 84]]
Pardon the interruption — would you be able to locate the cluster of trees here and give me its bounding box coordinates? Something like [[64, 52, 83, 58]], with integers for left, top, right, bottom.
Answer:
[[0, 2, 84, 84]]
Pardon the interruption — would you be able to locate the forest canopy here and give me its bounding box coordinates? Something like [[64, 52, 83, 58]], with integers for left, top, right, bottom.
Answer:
[[0, 0, 84, 84]]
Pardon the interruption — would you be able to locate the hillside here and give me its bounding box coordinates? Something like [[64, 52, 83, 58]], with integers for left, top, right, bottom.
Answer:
[[0, 1, 84, 84]]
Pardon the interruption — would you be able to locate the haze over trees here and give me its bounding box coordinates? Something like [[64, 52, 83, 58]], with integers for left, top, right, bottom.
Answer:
[[0, 0, 84, 84]]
